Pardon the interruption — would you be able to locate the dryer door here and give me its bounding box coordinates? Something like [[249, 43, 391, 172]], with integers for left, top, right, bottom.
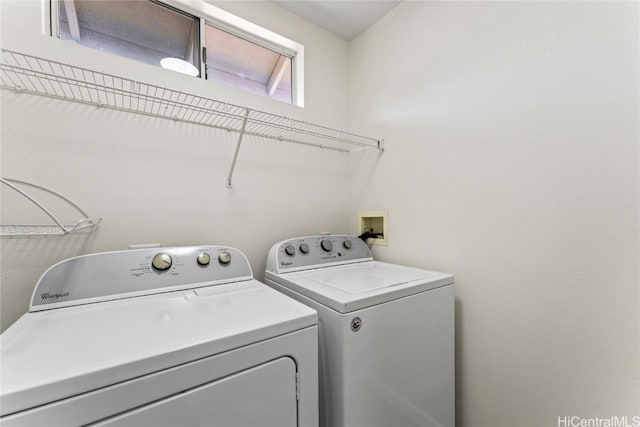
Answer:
[[94, 357, 298, 427]]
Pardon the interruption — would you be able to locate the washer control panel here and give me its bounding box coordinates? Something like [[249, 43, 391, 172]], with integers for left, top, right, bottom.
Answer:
[[31, 245, 253, 311], [269, 235, 373, 273]]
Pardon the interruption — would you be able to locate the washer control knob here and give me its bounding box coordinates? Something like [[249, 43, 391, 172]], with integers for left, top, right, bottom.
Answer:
[[152, 253, 172, 271], [321, 239, 333, 252], [285, 245, 296, 256], [299, 243, 310, 254], [343, 239, 352, 250], [218, 251, 232, 265], [196, 252, 211, 266]]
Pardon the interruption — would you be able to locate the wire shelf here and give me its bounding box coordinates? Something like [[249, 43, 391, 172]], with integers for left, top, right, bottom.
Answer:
[[1, 178, 101, 238], [0, 49, 383, 153], [0, 224, 96, 238]]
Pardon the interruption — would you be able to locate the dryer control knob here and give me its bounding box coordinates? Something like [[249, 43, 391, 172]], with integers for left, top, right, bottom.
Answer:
[[284, 245, 296, 256], [299, 243, 310, 254], [152, 253, 172, 271], [197, 252, 211, 266], [218, 251, 232, 265], [343, 239, 352, 249], [321, 239, 333, 252]]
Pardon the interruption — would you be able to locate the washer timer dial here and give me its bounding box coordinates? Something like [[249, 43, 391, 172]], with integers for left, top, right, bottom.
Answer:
[[151, 253, 172, 271], [321, 239, 333, 252]]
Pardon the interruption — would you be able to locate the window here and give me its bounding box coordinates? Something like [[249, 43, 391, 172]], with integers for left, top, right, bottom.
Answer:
[[52, 0, 303, 105], [205, 25, 292, 104], [58, 1, 199, 74]]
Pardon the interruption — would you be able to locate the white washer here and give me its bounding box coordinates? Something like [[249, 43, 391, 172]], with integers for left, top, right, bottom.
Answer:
[[1, 245, 318, 427], [265, 235, 455, 427]]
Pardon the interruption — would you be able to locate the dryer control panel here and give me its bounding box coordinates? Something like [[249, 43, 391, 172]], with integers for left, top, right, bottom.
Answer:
[[30, 246, 253, 311], [266, 235, 373, 273]]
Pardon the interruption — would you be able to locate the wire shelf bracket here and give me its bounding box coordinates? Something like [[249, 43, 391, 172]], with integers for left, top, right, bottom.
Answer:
[[226, 108, 250, 189], [1, 178, 101, 238], [0, 49, 384, 187]]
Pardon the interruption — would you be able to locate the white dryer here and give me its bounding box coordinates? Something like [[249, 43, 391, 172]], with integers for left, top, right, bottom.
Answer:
[[265, 235, 455, 427], [1, 245, 318, 426]]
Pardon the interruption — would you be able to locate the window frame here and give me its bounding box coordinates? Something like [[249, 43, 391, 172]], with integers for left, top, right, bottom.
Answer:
[[203, 20, 295, 104], [47, 0, 305, 106]]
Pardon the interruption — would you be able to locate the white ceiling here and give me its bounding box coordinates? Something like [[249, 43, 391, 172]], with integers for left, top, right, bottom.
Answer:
[[274, 1, 402, 41]]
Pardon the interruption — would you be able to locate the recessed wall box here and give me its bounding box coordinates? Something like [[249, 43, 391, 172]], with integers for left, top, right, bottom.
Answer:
[[358, 211, 388, 246]]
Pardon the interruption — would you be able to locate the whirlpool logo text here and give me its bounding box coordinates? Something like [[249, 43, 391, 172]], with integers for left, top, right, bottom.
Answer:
[[40, 292, 70, 300]]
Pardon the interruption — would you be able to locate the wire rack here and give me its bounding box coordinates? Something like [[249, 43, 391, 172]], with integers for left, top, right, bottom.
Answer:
[[1, 178, 101, 238], [0, 49, 383, 153]]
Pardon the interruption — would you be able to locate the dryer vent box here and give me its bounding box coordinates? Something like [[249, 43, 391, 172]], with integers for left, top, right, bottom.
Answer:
[[358, 211, 388, 246]]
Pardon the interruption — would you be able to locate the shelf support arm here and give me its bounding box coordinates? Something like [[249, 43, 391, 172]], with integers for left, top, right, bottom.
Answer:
[[1, 178, 70, 234], [226, 109, 250, 188]]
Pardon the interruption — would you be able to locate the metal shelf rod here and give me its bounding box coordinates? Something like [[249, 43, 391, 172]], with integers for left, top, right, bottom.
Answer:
[[226, 109, 250, 189]]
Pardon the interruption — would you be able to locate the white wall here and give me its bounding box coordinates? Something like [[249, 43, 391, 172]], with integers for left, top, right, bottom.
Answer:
[[3, 1, 639, 424], [349, 2, 639, 425], [0, 0, 352, 332]]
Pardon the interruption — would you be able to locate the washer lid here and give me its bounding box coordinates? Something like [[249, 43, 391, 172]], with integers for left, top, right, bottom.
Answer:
[[0, 280, 316, 417], [269, 261, 454, 313]]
